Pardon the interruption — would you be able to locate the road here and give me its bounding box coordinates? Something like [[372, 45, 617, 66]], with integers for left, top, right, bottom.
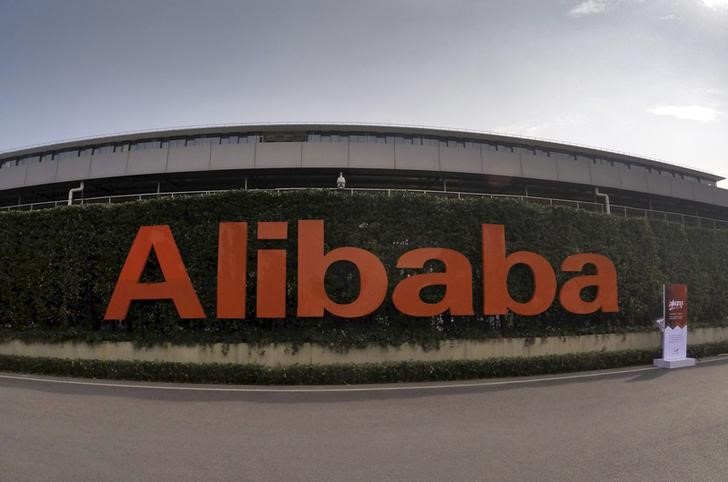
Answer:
[[2, 360, 728, 481]]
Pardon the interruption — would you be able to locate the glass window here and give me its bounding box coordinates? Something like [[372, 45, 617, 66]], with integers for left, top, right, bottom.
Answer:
[[165, 139, 186, 148], [220, 136, 239, 145], [80, 147, 93, 156], [41, 153, 53, 162], [130, 140, 161, 151], [93, 145, 114, 155], [483, 143, 497, 152], [307, 134, 320, 142], [0, 159, 17, 168], [21, 155, 40, 164], [320, 135, 331, 142], [186, 137, 213, 147], [114, 144, 128, 153]]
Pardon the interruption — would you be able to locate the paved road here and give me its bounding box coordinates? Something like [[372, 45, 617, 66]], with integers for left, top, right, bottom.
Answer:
[[2, 360, 728, 481]]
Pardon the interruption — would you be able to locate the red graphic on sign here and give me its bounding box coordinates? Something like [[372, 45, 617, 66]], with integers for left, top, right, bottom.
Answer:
[[664, 284, 688, 329]]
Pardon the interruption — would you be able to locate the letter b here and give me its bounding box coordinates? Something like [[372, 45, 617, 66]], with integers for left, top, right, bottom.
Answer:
[[297, 220, 387, 318], [482, 224, 557, 316]]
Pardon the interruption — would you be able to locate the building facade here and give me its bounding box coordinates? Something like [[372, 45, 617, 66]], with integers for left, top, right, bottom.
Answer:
[[0, 124, 725, 224]]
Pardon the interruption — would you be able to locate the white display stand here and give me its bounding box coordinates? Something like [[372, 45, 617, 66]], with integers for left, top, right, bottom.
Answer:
[[653, 284, 695, 369], [653, 358, 695, 369]]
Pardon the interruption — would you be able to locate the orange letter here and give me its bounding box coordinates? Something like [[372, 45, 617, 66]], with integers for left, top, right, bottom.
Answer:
[[217, 222, 247, 318], [256, 222, 288, 318], [297, 220, 387, 318], [392, 248, 474, 316], [105, 225, 205, 320], [482, 224, 556, 316], [559, 254, 619, 314]]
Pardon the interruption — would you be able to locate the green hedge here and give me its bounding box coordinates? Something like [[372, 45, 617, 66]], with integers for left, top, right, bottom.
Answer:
[[2, 342, 727, 384], [0, 190, 726, 348]]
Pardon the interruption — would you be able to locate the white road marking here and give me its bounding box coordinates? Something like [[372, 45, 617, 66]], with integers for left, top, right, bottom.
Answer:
[[1, 358, 724, 393]]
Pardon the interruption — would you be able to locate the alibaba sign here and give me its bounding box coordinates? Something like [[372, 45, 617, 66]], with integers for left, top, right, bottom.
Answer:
[[104, 221, 618, 320]]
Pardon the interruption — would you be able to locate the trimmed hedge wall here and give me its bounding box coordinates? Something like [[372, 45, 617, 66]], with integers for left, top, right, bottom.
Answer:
[[1, 190, 727, 348], [2, 342, 727, 384]]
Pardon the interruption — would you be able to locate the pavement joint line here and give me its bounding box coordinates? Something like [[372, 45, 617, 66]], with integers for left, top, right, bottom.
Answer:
[[1, 357, 725, 393], [0, 366, 664, 392]]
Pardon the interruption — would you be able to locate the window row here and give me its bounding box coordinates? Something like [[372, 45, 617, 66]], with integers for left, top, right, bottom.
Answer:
[[0, 133, 710, 185], [0, 134, 511, 168]]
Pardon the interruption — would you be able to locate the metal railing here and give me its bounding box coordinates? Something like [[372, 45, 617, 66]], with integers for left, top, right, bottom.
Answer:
[[2, 187, 727, 230]]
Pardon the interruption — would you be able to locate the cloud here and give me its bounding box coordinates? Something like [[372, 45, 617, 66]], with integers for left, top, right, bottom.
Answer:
[[658, 13, 676, 20], [702, 0, 728, 10], [648, 105, 718, 122], [495, 114, 587, 138], [568, 0, 610, 17]]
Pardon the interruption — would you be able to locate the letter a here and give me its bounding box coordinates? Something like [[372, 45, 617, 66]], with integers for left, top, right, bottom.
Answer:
[[392, 248, 474, 316], [104, 225, 206, 320], [559, 254, 619, 314]]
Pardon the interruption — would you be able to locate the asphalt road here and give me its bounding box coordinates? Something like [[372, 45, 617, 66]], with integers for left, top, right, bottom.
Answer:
[[2, 360, 728, 482]]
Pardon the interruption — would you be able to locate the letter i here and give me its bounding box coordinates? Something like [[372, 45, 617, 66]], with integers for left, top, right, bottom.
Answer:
[[256, 222, 288, 318]]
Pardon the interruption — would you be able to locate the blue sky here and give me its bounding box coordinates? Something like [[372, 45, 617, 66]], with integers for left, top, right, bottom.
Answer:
[[1, 0, 726, 184]]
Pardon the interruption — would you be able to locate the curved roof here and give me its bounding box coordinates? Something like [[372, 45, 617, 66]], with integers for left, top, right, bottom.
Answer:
[[0, 123, 722, 182]]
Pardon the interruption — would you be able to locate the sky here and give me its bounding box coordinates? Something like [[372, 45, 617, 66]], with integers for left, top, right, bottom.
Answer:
[[1, 0, 726, 185]]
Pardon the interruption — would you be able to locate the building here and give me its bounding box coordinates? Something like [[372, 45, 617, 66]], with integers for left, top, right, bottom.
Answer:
[[0, 124, 725, 226]]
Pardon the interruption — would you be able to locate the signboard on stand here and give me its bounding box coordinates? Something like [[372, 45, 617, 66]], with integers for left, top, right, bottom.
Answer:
[[654, 284, 695, 369]]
